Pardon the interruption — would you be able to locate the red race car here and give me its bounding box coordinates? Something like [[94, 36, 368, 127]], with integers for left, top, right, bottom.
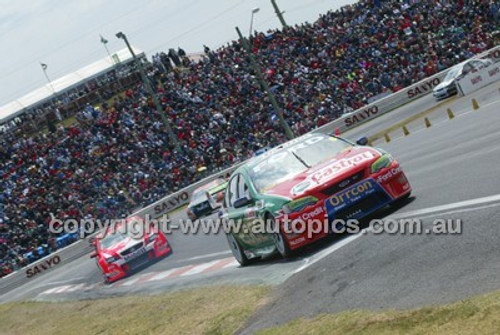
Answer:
[[90, 216, 171, 283]]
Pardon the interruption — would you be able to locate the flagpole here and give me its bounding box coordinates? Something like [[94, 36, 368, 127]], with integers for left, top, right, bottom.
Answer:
[[40, 63, 55, 94]]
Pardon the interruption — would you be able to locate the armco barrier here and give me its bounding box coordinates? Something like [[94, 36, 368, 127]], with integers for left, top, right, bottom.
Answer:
[[1, 45, 499, 296]]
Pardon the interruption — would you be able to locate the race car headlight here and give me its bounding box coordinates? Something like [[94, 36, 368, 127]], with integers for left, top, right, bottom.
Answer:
[[105, 256, 119, 263], [282, 196, 318, 214], [147, 233, 159, 244], [370, 154, 394, 174]]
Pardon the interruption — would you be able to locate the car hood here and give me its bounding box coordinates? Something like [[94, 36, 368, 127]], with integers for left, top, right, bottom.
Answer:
[[189, 197, 209, 207], [100, 236, 144, 257], [433, 79, 455, 91], [263, 146, 381, 199]]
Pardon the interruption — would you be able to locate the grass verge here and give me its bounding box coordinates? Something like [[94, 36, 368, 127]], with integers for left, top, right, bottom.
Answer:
[[257, 290, 500, 335], [0, 285, 269, 335]]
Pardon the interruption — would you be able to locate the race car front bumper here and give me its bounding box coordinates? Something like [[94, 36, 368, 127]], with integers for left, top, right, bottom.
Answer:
[[102, 239, 171, 283], [281, 161, 411, 250]]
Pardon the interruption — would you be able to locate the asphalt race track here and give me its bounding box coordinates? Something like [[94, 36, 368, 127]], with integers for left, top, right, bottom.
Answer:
[[2, 83, 500, 333]]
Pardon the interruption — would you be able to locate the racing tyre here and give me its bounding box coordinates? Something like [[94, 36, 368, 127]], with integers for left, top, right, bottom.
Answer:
[[227, 233, 250, 266], [97, 264, 111, 284], [270, 216, 292, 258]]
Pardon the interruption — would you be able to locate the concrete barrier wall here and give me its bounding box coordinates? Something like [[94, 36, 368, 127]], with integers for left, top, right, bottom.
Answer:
[[0, 240, 91, 295], [457, 63, 500, 95], [2, 45, 499, 295]]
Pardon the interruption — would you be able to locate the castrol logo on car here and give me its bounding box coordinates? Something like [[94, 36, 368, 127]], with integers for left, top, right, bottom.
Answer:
[[309, 152, 376, 184]]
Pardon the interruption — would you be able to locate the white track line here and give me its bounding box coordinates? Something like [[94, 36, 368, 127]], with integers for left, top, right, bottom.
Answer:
[[120, 277, 141, 287], [52, 285, 73, 293], [294, 234, 363, 274], [148, 269, 178, 281], [180, 259, 224, 277], [64, 283, 87, 293], [222, 259, 239, 268], [294, 193, 500, 275], [176, 250, 231, 263], [390, 193, 500, 219]]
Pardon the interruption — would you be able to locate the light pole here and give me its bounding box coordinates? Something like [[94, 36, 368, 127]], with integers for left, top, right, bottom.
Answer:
[[116, 31, 179, 149], [100, 35, 112, 61], [270, 0, 287, 28], [235, 26, 294, 140], [249, 7, 260, 38]]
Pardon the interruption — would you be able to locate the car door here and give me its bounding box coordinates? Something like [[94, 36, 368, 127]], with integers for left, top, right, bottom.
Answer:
[[225, 173, 270, 250]]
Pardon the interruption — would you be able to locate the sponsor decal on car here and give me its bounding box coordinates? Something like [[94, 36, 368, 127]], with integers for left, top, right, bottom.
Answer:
[[300, 205, 325, 221], [285, 196, 318, 213], [327, 180, 376, 209], [289, 237, 306, 246], [376, 166, 402, 183], [123, 247, 146, 261], [309, 152, 376, 184]]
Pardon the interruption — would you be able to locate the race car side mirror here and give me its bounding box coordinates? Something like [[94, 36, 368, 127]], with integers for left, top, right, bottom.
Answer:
[[234, 197, 253, 209], [90, 251, 97, 258], [356, 137, 369, 146]]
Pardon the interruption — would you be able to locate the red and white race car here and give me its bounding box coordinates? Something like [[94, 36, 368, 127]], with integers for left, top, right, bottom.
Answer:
[[90, 216, 171, 283]]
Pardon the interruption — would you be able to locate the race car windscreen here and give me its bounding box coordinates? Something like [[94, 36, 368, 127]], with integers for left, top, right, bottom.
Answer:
[[191, 190, 207, 202], [444, 66, 461, 81], [249, 135, 352, 193], [100, 232, 129, 249]]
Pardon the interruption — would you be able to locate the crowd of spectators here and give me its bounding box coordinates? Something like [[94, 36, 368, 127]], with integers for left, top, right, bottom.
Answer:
[[1, 0, 498, 277], [0, 61, 143, 136]]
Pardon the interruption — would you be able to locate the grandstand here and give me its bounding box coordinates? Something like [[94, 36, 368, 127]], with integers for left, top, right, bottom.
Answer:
[[0, 46, 145, 135]]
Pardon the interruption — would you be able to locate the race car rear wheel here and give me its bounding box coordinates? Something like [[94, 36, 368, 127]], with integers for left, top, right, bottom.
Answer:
[[227, 233, 249, 266], [270, 216, 292, 258]]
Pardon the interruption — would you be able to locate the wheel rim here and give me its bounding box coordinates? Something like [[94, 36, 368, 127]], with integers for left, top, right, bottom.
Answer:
[[272, 221, 286, 254], [228, 234, 243, 263]]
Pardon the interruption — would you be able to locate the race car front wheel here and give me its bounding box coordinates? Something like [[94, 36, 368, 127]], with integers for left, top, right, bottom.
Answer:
[[227, 233, 249, 266], [270, 216, 292, 258]]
